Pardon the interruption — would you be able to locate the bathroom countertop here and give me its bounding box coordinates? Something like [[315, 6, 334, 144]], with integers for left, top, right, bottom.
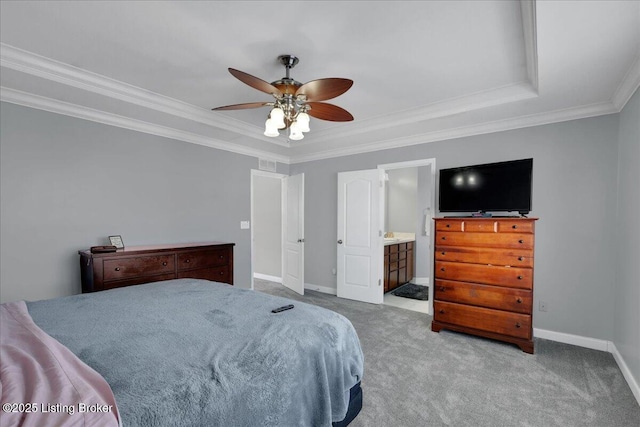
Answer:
[[383, 237, 415, 246]]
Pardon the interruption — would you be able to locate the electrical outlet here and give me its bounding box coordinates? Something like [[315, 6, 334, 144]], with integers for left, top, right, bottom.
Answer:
[[539, 300, 548, 312]]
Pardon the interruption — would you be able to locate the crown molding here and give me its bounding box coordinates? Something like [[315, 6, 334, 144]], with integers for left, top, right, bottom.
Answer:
[[520, 0, 539, 92], [0, 43, 290, 149], [0, 87, 289, 164], [611, 53, 640, 111], [295, 81, 539, 147], [289, 101, 618, 164]]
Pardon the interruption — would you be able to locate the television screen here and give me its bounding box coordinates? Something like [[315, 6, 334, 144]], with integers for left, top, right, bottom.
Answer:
[[438, 158, 533, 215]]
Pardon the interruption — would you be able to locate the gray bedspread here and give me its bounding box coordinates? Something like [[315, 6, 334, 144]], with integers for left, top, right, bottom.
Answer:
[[27, 279, 364, 427]]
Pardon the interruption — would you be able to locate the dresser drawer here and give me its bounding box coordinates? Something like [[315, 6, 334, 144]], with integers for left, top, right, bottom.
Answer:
[[435, 261, 532, 289], [435, 279, 532, 314], [177, 249, 230, 271], [436, 231, 534, 250], [102, 273, 176, 290], [178, 265, 230, 283], [435, 246, 533, 268], [436, 219, 534, 234], [103, 255, 175, 281], [434, 301, 531, 339]]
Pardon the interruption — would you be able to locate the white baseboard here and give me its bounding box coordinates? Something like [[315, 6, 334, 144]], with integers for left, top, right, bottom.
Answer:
[[534, 328, 639, 405], [304, 283, 337, 295], [253, 273, 282, 284], [609, 342, 640, 405], [411, 277, 430, 286], [533, 328, 609, 351]]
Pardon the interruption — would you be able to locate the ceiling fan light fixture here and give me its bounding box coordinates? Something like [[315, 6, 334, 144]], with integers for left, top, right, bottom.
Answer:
[[270, 107, 286, 129], [264, 118, 279, 137], [213, 55, 353, 141], [296, 112, 310, 132]]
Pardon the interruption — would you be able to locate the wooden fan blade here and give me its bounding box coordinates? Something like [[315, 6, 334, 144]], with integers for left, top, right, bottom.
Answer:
[[228, 68, 282, 97], [212, 102, 270, 111], [296, 78, 353, 102], [305, 102, 354, 122]]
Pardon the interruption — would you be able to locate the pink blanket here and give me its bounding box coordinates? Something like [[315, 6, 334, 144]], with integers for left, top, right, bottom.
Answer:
[[0, 301, 120, 427]]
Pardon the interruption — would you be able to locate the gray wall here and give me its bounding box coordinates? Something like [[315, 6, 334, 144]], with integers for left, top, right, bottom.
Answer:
[[386, 168, 417, 233], [291, 114, 621, 342], [0, 102, 291, 302], [252, 174, 282, 278], [614, 88, 640, 385]]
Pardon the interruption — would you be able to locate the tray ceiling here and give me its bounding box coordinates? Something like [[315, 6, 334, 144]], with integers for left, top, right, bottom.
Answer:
[[1, 1, 638, 163]]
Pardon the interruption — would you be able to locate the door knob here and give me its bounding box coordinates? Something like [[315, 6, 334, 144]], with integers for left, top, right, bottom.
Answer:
[[337, 239, 343, 244], [297, 239, 305, 243]]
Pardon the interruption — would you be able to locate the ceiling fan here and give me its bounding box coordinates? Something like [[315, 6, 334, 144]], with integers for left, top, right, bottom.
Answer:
[[212, 55, 354, 140]]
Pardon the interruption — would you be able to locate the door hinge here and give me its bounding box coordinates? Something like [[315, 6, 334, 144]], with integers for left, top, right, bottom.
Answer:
[[378, 278, 382, 287], [379, 230, 382, 237]]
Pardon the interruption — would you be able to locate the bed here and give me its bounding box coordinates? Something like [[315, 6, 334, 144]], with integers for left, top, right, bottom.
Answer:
[[0, 279, 364, 426]]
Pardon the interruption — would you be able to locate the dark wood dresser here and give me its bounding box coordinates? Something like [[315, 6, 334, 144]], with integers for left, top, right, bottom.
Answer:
[[432, 218, 537, 353], [79, 242, 234, 293]]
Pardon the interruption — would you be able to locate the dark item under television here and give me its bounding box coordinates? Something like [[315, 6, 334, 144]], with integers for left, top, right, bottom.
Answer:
[[108, 235, 125, 249], [439, 158, 533, 216], [90, 245, 117, 254]]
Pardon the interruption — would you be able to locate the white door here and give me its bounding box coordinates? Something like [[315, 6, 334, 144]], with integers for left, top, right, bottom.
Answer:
[[282, 173, 304, 295], [337, 169, 384, 304]]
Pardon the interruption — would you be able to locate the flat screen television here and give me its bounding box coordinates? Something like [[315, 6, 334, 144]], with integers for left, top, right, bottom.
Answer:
[[438, 158, 533, 215]]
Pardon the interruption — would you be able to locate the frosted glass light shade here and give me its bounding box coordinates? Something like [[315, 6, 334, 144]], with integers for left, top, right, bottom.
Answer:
[[264, 119, 279, 137], [270, 107, 286, 129], [289, 121, 304, 140], [296, 112, 310, 132]]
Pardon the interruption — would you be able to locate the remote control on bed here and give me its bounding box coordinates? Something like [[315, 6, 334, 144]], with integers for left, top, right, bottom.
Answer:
[[271, 304, 294, 313]]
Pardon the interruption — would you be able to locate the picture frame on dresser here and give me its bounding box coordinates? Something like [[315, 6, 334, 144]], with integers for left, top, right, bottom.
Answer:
[[108, 235, 125, 249]]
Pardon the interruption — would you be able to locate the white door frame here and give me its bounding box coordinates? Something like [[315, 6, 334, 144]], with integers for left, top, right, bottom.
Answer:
[[250, 169, 287, 290], [378, 158, 436, 315]]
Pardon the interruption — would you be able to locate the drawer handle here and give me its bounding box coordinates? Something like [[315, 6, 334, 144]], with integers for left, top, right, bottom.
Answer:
[[114, 267, 121, 272], [439, 309, 445, 314], [219, 271, 224, 275], [517, 275, 523, 280], [162, 262, 167, 266], [439, 286, 446, 292], [440, 267, 445, 272], [441, 251, 446, 256], [185, 259, 191, 263], [518, 239, 524, 244], [446, 224, 450, 228], [515, 322, 521, 328], [518, 256, 524, 261], [441, 236, 446, 241], [516, 297, 523, 304], [512, 225, 518, 229], [219, 255, 224, 259]]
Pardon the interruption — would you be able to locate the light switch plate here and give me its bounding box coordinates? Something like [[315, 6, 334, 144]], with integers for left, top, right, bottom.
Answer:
[[240, 221, 250, 229]]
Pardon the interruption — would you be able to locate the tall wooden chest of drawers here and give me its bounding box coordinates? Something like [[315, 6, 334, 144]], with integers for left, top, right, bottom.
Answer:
[[432, 218, 538, 353], [79, 242, 234, 293]]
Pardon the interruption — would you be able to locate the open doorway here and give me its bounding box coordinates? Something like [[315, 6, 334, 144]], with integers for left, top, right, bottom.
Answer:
[[250, 170, 285, 290], [378, 159, 436, 315], [250, 170, 305, 294]]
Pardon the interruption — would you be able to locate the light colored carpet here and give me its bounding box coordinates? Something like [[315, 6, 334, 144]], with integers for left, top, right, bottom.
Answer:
[[254, 279, 640, 427]]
